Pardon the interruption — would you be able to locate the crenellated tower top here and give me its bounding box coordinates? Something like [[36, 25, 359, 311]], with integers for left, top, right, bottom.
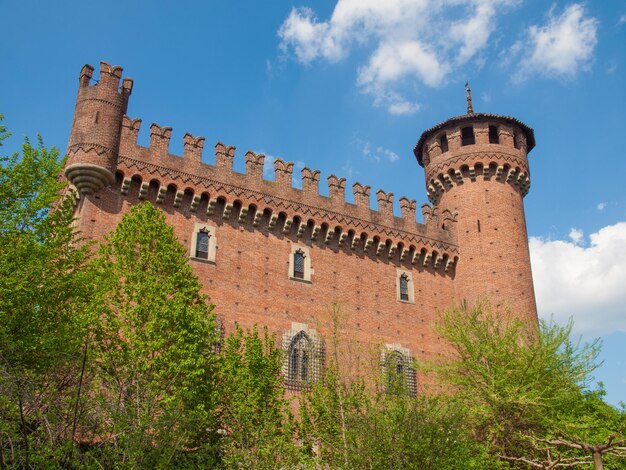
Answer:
[[65, 62, 133, 195]]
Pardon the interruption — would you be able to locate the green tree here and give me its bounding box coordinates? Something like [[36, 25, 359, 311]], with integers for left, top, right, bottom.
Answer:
[[300, 302, 489, 469], [219, 325, 303, 468], [0, 114, 91, 467], [435, 302, 625, 467], [82, 202, 221, 468]]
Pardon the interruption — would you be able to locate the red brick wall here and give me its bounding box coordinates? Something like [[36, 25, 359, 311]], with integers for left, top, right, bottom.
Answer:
[[65, 62, 539, 390]]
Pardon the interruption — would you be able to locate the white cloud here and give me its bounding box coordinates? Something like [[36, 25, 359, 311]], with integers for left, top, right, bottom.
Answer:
[[341, 159, 359, 179], [513, 4, 598, 82], [597, 202, 606, 211], [619, 14, 626, 25], [379, 148, 400, 163], [354, 136, 400, 163], [568, 228, 583, 244], [530, 222, 626, 336], [278, 0, 519, 114]]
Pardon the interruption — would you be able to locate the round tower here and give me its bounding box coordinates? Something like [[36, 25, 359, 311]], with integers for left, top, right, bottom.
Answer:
[[65, 62, 133, 195], [414, 85, 538, 323]]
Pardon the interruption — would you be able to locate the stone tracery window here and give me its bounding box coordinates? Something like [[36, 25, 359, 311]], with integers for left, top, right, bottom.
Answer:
[[382, 346, 416, 396], [289, 331, 312, 384], [283, 324, 324, 391]]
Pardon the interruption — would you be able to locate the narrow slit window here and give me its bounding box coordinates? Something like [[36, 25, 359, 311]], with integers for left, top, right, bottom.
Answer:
[[514, 132, 521, 149], [488, 125, 499, 144], [399, 274, 409, 301], [195, 229, 210, 259], [293, 250, 305, 279], [461, 126, 475, 146], [439, 134, 449, 153]]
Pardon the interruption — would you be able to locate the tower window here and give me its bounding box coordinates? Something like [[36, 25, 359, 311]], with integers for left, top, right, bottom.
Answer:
[[461, 126, 475, 146], [514, 132, 522, 149], [399, 274, 409, 301], [293, 250, 305, 279], [439, 134, 449, 153], [195, 228, 210, 259], [489, 125, 499, 144]]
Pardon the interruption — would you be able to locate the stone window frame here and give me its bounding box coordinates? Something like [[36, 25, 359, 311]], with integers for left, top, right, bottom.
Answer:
[[396, 269, 415, 304], [282, 323, 325, 391], [189, 222, 217, 264], [289, 244, 313, 283], [381, 344, 417, 397]]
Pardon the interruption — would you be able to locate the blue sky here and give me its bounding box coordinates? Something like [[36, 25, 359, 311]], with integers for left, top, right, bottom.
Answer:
[[1, 0, 624, 405]]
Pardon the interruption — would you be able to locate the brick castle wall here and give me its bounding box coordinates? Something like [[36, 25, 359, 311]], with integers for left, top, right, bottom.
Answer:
[[65, 62, 538, 387]]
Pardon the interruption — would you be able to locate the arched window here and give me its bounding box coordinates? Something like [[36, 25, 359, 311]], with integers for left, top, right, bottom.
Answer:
[[283, 325, 324, 391], [195, 228, 210, 259], [461, 126, 475, 146], [439, 134, 449, 153], [488, 125, 499, 144], [383, 348, 416, 396], [399, 274, 409, 301], [289, 331, 313, 386], [293, 250, 305, 279]]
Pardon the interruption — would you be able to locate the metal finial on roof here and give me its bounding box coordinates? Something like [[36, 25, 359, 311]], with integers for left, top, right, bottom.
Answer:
[[465, 81, 474, 114]]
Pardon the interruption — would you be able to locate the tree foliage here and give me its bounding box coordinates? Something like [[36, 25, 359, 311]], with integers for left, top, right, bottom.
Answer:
[[82, 202, 222, 467], [299, 304, 492, 469], [0, 115, 91, 467], [219, 325, 303, 468], [435, 302, 625, 467]]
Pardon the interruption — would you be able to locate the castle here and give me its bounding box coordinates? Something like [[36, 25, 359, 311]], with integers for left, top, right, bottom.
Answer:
[[64, 61, 538, 392]]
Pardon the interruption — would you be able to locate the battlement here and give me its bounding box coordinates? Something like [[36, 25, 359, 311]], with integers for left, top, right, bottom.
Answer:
[[78, 61, 133, 97], [114, 114, 459, 269]]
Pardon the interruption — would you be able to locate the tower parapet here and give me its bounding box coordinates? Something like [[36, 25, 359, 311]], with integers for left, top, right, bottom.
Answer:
[[65, 62, 133, 195]]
